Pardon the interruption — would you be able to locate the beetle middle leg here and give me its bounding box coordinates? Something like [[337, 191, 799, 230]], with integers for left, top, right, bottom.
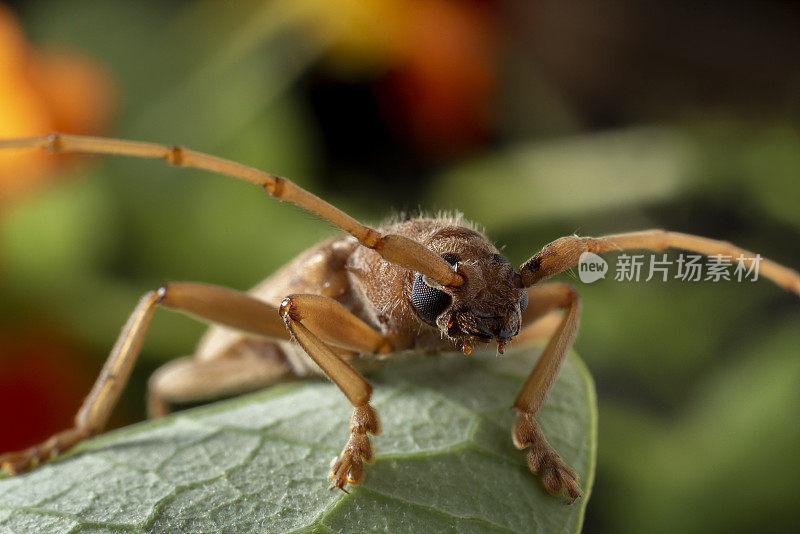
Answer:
[[513, 282, 582, 501], [147, 321, 364, 419], [279, 294, 392, 490], [146, 343, 303, 418]]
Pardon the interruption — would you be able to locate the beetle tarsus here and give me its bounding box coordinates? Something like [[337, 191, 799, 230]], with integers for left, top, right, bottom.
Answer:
[[513, 410, 582, 502]]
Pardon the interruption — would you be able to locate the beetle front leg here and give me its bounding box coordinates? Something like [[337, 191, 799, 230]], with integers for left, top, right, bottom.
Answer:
[[0, 282, 291, 475], [279, 294, 390, 490], [513, 282, 582, 501], [328, 404, 380, 491]]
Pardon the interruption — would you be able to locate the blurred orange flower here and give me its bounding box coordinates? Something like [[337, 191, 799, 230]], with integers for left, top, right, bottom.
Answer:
[[297, 0, 498, 159], [0, 3, 116, 205], [376, 0, 497, 158]]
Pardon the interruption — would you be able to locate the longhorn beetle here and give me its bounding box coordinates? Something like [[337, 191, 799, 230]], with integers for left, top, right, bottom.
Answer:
[[1, 133, 798, 501]]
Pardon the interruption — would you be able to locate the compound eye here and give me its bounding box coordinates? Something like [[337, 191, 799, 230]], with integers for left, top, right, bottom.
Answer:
[[412, 273, 452, 323], [519, 291, 529, 314], [412, 274, 452, 323], [441, 253, 459, 266], [411, 253, 457, 323]]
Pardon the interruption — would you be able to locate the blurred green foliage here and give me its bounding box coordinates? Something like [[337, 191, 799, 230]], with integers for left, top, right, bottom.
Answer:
[[1, 1, 798, 533]]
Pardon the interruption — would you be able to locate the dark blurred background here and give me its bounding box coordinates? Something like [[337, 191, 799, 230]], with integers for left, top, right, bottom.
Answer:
[[1, 1, 798, 532]]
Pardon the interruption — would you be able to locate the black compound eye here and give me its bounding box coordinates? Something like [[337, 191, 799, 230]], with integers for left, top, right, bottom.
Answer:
[[441, 253, 459, 266], [519, 291, 529, 314], [493, 253, 510, 264], [412, 273, 452, 323]]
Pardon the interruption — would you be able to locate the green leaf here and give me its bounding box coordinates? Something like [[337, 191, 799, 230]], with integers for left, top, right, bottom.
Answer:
[[0, 348, 596, 533]]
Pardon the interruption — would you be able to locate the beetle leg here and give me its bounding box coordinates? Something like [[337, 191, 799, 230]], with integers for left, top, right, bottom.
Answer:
[[279, 294, 391, 491], [146, 345, 300, 418], [148, 330, 363, 417], [0, 282, 290, 475], [513, 282, 583, 501]]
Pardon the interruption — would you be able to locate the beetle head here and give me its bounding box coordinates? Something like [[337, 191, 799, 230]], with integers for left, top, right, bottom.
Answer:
[[408, 228, 527, 354]]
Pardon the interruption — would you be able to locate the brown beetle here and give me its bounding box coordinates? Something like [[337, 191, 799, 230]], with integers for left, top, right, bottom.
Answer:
[[1, 133, 798, 501]]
